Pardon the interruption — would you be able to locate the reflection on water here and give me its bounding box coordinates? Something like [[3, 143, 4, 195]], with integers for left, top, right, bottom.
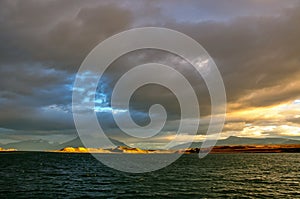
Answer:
[[0, 152, 299, 198]]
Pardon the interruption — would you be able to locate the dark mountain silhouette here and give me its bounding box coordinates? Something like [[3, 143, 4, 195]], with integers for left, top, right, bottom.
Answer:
[[0, 136, 128, 151], [172, 136, 300, 149], [284, 139, 300, 144], [58, 136, 128, 149], [218, 136, 300, 145], [1, 139, 60, 151], [3, 136, 299, 151]]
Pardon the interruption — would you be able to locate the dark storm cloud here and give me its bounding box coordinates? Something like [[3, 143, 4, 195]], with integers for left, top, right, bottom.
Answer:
[[157, 0, 298, 22], [164, 10, 300, 109], [0, 0, 133, 71], [0, 0, 300, 142], [95, 2, 300, 133], [0, 64, 71, 96], [0, 0, 134, 133]]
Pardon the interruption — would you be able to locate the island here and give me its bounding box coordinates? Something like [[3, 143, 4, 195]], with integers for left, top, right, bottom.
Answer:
[[51, 146, 176, 154], [180, 144, 300, 154], [48, 144, 300, 154], [0, 147, 17, 152]]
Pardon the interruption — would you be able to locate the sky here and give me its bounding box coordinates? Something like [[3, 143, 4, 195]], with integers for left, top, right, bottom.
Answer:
[[0, 0, 300, 147]]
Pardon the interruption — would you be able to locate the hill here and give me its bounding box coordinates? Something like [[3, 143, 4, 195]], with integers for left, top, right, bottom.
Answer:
[[58, 136, 128, 149], [172, 136, 300, 149], [0, 136, 128, 151], [1, 139, 60, 151]]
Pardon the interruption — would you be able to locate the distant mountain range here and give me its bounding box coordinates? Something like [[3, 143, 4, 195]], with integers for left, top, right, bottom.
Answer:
[[0, 136, 128, 151], [2, 136, 300, 151], [172, 136, 300, 149], [1, 139, 60, 151], [58, 136, 128, 149]]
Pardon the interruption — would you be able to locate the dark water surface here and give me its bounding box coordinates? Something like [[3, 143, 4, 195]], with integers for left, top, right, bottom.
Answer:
[[0, 152, 299, 198]]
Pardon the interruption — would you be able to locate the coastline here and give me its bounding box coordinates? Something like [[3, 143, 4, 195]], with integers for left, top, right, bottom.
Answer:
[[49, 144, 300, 154], [2, 144, 300, 154]]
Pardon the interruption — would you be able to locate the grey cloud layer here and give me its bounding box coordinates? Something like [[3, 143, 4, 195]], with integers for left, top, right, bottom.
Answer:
[[0, 0, 300, 142]]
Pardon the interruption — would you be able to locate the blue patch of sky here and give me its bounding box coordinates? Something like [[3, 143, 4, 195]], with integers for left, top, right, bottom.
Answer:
[[293, 99, 300, 104]]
